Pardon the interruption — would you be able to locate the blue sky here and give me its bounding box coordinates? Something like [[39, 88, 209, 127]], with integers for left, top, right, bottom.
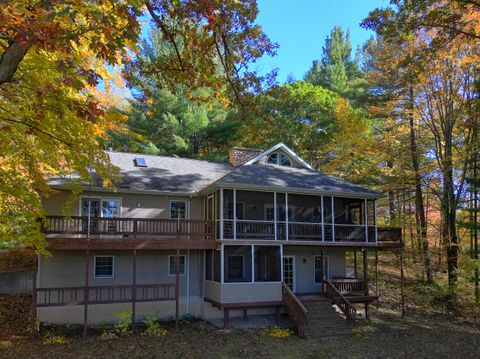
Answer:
[[255, 0, 388, 83]]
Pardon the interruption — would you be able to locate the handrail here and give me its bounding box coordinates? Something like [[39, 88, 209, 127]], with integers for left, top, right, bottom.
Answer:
[[324, 280, 357, 322], [41, 216, 215, 238], [282, 282, 308, 337]]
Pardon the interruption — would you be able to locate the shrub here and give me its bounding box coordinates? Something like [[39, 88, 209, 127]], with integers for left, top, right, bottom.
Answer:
[[43, 332, 68, 345], [262, 325, 293, 338], [143, 314, 167, 337], [114, 310, 133, 336]]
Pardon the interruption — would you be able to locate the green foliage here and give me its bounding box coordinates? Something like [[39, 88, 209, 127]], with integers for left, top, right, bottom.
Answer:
[[304, 26, 367, 103], [143, 314, 167, 337], [108, 29, 241, 158], [114, 310, 133, 336], [261, 325, 293, 338], [43, 331, 68, 345]]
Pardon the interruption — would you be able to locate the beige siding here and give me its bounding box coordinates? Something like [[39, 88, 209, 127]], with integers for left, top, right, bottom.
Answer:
[[221, 282, 282, 303], [43, 190, 203, 220], [282, 246, 345, 294]]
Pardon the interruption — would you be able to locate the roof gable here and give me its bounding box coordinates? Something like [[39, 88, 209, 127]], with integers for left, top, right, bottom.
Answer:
[[243, 143, 314, 170]]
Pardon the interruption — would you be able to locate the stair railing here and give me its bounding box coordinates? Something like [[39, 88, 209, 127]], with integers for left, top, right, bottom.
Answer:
[[324, 280, 357, 322], [282, 282, 308, 337]]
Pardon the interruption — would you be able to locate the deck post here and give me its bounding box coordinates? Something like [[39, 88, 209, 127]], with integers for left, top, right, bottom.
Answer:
[[400, 249, 406, 317], [83, 249, 90, 337], [175, 247, 180, 330], [31, 254, 38, 336], [132, 249, 137, 328], [223, 308, 230, 329], [363, 249, 369, 319]]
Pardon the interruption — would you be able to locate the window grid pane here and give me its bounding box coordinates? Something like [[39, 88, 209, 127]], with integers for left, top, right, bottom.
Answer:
[[95, 257, 113, 277]]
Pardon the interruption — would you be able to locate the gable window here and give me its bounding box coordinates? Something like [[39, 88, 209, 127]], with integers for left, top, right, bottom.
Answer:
[[170, 201, 187, 219], [169, 255, 186, 275], [267, 152, 292, 167], [94, 256, 114, 278]]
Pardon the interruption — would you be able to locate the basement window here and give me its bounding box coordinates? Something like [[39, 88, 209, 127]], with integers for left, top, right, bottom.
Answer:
[[134, 157, 147, 167], [94, 256, 114, 278]]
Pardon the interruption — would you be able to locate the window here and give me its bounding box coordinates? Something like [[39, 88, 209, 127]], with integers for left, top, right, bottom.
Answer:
[[94, 256, 114, 278], [314, 255, 323, 284], [267, 152, 292, 167], [102, 199, 120, 218], [254, 246, 281, 282], [169, 255, 186, 275], [134, 157, 147, 167], [224, 245, 252, 282], [170, 201, 186, 219]]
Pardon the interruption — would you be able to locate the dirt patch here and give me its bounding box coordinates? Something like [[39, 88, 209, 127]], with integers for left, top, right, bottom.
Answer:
[[0, 295, 32, 340], [1, 307, 479, 359]]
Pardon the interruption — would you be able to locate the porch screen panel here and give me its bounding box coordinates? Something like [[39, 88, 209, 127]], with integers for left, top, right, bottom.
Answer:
[[205, 250, 213, 281], [276, 193, 286, 240], [334, 198, 366, 242], [288, 194, 322, 241], [213, 250, 221, 282], [367, 200, 376, 242], [236, 191, 274, 240], [323, 196, 333, 241], [224, 245, 252, 283], [223, 189, 234, 239], [254, 246, 281, 282]]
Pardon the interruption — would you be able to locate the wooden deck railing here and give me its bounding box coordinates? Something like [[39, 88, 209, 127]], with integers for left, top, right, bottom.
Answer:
[[41, 216, 215, 239], [331, 279, 366, 294], [282, 282, 308, 337], [377, 227, 402, 245], [36, 283, 176, 307], [324, 280, 357, 322]]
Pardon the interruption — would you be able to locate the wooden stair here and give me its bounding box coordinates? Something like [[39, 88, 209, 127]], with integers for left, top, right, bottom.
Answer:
[[300, 295, 353, 339]]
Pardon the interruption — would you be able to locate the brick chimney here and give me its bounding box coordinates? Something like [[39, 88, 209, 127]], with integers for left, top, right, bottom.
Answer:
[[228, 147, 263, 166]]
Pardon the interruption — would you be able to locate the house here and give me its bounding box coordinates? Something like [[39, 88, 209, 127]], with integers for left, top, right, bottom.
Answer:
[[36, 143, 402, 336]]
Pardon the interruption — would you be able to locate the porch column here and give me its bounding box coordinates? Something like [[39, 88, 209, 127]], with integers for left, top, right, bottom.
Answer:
[[175, 247, 180, 330], [233, 189, 237, 239], [274, 191, 277, 240], [285, 193, 289, 241], [132, 249, 137, 327], [220, 189, 224, 240]]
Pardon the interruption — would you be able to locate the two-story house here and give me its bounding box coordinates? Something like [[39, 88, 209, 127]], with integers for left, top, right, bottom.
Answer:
[[36, 143, 402, 336]]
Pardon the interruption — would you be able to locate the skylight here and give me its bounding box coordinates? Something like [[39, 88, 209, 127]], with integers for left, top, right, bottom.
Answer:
[[134, 157, 147, 167]]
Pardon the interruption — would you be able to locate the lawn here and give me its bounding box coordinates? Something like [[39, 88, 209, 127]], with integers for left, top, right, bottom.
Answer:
[[1, 304, 479, 359]]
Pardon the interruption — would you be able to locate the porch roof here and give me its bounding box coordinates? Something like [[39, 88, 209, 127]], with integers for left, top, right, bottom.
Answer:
[[212, 164, 382, 198]]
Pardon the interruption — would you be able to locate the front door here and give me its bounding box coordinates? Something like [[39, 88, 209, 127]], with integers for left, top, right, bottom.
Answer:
[[282, 256, 296, 292]]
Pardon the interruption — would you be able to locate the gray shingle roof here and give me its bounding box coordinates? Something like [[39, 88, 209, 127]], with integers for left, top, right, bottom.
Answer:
[[48, 151, 381, 197], [48, 152, 233, 194], [214, 164, 382, 197]]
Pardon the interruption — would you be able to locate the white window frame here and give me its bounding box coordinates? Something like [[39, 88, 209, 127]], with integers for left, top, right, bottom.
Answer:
[[94, 255, 115, 279], [168, 255, 186, 276], [169, 200, 188, 219], [266, 152, 292, 167], [79, 196, 122, 218]]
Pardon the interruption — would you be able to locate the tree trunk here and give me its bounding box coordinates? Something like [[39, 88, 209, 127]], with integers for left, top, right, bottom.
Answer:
[[387, 160, 396, 222], [442, 126, 458, 288], [408, 87, 433, 283], [0, 39, 31, 86]]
